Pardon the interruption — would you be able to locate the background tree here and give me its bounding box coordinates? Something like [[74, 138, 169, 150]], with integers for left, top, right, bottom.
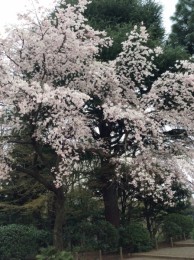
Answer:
[[84, 0, 165, 60], [169, 0, 194, 55]]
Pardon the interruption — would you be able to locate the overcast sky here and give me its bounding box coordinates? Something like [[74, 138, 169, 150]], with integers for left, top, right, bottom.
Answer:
[[158, 0, 178, 34], [0, 0, 178, 34]]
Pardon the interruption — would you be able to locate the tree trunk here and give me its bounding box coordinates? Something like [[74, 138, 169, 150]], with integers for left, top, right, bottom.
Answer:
[[102, 181, 120, 228], [99, 160, 120, 228], [53, 187, 65, 251], [145, 214, 153, 239]]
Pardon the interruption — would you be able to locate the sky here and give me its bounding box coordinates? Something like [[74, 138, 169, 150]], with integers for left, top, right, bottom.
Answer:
[[158, 0, 178, 34], [0, 0, 178, 34], [0, 0, 54, 33]]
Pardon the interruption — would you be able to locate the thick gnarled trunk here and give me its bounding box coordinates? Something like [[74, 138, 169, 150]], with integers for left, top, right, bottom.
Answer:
[[53, 187, 65, 251]]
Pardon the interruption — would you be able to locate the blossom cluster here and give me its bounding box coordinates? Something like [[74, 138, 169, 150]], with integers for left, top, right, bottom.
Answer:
[[0, 0, 193, 193]]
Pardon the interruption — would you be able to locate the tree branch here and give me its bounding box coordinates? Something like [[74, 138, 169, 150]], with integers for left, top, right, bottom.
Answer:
[[31, 137, 51, 166], [7, 140, 32, 145], [12, 164, 57, 194]]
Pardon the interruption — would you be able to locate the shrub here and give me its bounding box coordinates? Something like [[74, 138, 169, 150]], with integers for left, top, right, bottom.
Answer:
[[162, 213, 194, 240], [94, 220, 119, 252], [36, 247, 73, 260], [119, 222, 152, 253], [162, 221, 182, 240], [0, 224, 51, 260], [64, 220, 119, 252]]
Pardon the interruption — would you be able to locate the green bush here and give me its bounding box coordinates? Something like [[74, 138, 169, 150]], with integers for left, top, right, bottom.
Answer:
[[162, 221, 182, 240], [119, 222, 152, 253], [94, 220, 119, 252], [0, 224, 51, 260], [162, 213, 194, 240], [36, 247, 73, 260], [64, 220, 119, 252]]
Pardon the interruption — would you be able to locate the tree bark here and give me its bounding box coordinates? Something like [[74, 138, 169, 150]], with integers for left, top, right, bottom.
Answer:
[[102, 181, 120, 228], [53, 187, 65, 251], [99, 160, 120, 228]]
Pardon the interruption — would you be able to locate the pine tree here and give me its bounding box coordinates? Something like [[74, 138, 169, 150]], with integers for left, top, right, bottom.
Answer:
[[169, 0, 194, 55], [85, 0, 165, 60]]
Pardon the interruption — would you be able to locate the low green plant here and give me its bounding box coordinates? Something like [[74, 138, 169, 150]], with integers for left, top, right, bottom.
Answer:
[[119, 222, 152, 253], [36, 247, 73, 260], [0, 224, 51, 260]]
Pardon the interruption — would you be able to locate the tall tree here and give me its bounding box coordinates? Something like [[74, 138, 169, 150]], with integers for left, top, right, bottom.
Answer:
[[0, 0, 193, 250], [0, 0, 115, 249], [84, 0, 165, 60], [61, 0, 165, 226], [169, 0, 194, 55], [82, 0, 164, 225]]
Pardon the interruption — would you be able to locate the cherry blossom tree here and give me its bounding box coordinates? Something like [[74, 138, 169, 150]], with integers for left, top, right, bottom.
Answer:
[[0, 0, 116, 249], [0, 0, 193, 250], [116, 152, 191, 238]]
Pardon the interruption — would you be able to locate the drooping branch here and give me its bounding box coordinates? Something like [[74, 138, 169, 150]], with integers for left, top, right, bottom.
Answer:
[[7, 140, 32, 145], [11, 164, 57, 194]]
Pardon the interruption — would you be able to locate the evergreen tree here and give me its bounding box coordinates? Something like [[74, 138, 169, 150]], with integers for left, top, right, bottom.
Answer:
[[84, 0, 165, 60], [169, 0, 194, 55]]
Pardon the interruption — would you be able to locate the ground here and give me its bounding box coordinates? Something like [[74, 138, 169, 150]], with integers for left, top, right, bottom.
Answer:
[[130, 239, 194, 260], [75, 239, 194, 259]]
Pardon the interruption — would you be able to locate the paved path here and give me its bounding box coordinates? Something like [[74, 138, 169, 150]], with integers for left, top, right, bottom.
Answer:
[[77, 240, 194, 259], [129, 241, 194, 260], [130, 258, 169, 260]]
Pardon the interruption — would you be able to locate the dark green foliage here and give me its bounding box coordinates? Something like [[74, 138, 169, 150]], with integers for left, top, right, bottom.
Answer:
[[0, 224, 51, 260], [64, 220, 119, 252], [169, 182, 192, 212], [155, 45, 189, 76], [36, 247, 73, 260], [64, 188, 118, 252], [65, 187, 102, 223], [85, 0, 164, 36], [162, 213, 194, 240], [94, 220, 119, 251], [169, 0, 194, 55], [119, 223, 152, 252], [0, 172, 53, 230], [84, 0, 164, 60], [162, 221, 182, 240]]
